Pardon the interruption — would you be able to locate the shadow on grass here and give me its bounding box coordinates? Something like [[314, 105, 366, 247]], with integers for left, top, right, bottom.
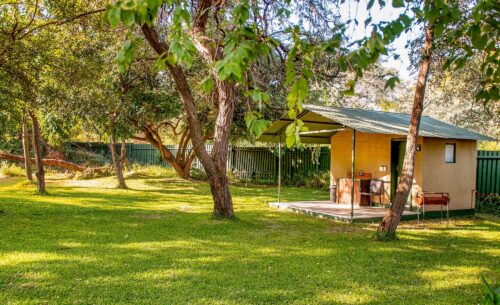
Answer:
[[0, 177, 497, 304]]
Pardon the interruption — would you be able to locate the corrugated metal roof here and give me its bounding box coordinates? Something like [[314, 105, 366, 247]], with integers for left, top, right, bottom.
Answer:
[[258, 104, 496, 143]]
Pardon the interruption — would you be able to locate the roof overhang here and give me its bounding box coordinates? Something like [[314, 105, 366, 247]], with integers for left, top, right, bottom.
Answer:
[[257, 104, 497, 143], [257, 109, 347, 144]]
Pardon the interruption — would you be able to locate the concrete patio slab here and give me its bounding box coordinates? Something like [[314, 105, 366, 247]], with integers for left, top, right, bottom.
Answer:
[[269, 201, 420, 222]]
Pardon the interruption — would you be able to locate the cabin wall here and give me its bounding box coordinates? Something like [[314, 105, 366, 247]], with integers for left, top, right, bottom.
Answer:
[[422, 138, 477, 211], [330, 130, 424, 205]]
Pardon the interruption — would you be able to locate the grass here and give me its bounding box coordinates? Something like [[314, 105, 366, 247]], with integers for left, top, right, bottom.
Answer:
[[0, 176, 498, 304]]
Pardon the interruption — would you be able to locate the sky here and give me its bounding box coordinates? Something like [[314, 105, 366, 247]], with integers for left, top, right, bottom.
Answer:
[[339, 0, 418, 80]]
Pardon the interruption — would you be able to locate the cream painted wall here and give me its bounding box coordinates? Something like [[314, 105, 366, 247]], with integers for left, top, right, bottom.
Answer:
[[422, 138, 477, 211], [330, 130, 424, 205]]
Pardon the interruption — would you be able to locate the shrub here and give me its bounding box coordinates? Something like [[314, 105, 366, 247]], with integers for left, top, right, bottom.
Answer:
[[62, 146, 109, 167], [126, 164, 178, 179], [190, 167, 208, 180], [0, 162, 25, 178], [283, 170, 330, 189], [477, 194, 500, 216], [76, 164, 114, 180]]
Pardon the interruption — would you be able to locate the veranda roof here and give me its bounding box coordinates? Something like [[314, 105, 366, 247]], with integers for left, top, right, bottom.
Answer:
[[258, 104, 496, 144]]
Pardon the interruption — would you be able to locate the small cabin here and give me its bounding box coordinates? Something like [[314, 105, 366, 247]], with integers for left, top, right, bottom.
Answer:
[[259, 104, 495, 215]]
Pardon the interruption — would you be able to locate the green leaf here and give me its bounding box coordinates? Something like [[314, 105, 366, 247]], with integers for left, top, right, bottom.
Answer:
[[200, 78, 214, 93], [107, 6, 121, 28], [286, 135, 295, 148], [392, 0, 404, 8], [385, 76, 400, 90], [367, 0, 375, 10]]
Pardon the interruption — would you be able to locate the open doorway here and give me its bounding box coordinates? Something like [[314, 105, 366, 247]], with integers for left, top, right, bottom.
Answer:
[[390, 139, 406, 201]]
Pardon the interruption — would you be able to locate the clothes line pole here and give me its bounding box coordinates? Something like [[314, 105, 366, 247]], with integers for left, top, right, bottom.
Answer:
[[278, 136, 282, 203], [350, 129, 356, 220]]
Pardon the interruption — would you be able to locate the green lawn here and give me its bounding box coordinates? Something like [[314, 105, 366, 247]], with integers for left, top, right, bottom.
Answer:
[[0, 177, 498, 304]]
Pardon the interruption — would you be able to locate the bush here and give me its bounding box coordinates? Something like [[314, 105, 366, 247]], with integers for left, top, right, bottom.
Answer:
[[477, 194, 500, 216], [190, 167, 208, 180], [62, 145, 109, 167], [0, 162, 25, 178], [125, 164, 178, 179], [75, 164, 114, 180], [283, 170, 330, 190]]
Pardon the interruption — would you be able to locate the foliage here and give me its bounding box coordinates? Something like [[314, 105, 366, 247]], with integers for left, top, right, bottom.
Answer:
[[125, 164, 179, 179], [189, 167, 208, 180], [0, 177, 498, 304], [76, 165, 115, 180], [0, 162, 25, 178], [477, 194, 500, 217], [481, 274, 500, 305], [283, 170, 330, 190]]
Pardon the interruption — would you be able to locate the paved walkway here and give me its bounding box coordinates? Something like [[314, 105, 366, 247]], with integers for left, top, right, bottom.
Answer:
[[269, 201, 420, 222]]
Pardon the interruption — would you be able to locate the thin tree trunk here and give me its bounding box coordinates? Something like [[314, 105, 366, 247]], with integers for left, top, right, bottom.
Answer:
[[109, 135, 127, 189], [21, 114, 33, 181], [28, 111, 46, 194], [120, 140, 130, 171], [377, 25, 434, 239]]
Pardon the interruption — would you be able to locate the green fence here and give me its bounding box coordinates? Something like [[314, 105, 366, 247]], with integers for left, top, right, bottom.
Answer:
[[70, 143, 499, 192], [477, 150, 500, 196], [70, 142, 330, 180]]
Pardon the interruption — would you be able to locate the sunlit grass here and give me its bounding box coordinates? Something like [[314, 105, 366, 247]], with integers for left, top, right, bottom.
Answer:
[[0, 176, 498, 304]]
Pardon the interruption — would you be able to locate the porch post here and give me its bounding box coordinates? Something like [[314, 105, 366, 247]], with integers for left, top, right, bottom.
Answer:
[[351, 129, 356, 220], [278, 136, 282, 203]]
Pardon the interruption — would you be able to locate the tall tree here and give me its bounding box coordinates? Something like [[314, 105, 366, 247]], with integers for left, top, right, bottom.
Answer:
[[377, 0, 499, 238]]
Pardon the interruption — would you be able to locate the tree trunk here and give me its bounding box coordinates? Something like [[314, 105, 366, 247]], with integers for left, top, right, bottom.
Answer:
[[109, 135, 127, 189], [21, 114, 33, 181], [377, 25, 434, 239], [28, 111, 46, 194], [209, 174, 234, 218], [120, 140, 130, 171], [141, 24, 234, 218]]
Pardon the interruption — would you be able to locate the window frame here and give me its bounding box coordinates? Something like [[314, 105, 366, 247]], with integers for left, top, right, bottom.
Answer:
[[445, 143, 456, 163]]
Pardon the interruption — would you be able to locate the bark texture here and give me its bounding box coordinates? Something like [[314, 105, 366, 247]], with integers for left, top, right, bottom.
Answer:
[[120, 140, 130, 171], [109, 135, 127, 189], [21, 114, 33, 181], [141, 22, 234, 218], [131, 126, 197, 179], [0, 151, 88, 172], [377, 25, 434, 238], [28, 111, 46, 194]]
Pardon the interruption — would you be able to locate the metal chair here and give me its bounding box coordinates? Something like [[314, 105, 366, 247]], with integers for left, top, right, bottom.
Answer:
[[416, 192, 450, 223], [359, 179, 384, 207]]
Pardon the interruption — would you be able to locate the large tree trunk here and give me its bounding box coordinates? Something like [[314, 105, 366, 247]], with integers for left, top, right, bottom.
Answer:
[[141, 24, 234, 218], [21, 114, 33, 181], [377, 25, 434, 239], [28, 111, 46, 194], [208, 80, 235, 218], [109, 135, 127, 189]]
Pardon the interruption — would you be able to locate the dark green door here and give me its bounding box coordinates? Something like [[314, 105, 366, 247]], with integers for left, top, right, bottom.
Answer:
[[390, 140, 406, 201]]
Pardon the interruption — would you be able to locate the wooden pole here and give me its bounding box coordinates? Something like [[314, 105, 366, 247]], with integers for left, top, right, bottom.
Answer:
[[278, 136, 282, 203], [351, 129, 356, 220]]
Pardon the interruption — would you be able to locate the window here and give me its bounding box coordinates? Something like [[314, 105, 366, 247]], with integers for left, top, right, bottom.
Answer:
[[445, 143, 456, 163]]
